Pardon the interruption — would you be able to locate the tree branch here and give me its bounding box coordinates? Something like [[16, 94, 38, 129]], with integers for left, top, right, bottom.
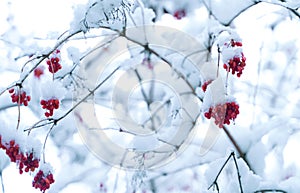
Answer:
[[254, 189, 287, 193], [223, 125, 250, 169], [208, 152, 244, 193]]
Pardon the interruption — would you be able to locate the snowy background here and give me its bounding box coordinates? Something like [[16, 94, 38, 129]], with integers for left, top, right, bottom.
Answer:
[[0, 0, 300, 193]]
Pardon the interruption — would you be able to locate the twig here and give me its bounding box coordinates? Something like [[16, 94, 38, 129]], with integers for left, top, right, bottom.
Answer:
[[254, 189, 287, 193], [42, 124, 56, 163], [217, 45, 221, 77], [208, 152, 244, 193], [150, 179, 157, 193], [16, 87, 21, 130], [232, 152, 244, 193], [222, 125, 250, 168], [55, 66, 120, 124], [0, 172, 4, 193], [25, 118, 54, 135], [122, 35, 196, 92], [19, 30, 82, 85], [208, 152, 233, 191]]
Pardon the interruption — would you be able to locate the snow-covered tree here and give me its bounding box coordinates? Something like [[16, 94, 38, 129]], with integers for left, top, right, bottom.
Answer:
[[0, 0, 299, 192]]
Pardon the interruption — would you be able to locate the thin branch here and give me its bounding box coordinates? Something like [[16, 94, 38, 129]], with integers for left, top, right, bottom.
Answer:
[[224, 2, 259, 26], [223, 125, 250, 168], [232, 152, 244, 193], [254, 189, 287, 193], [57, 34, 120, 80], [56, 66, 121, 123], [148, 161, 207, 181], [208, 152, 233, 191], [25, 118, 54, 135], [0, 104, 17, 111], [43, 123, 56, 163], [208, 152, 244, 193], [0, 172, 4, 193], [259, 0, 300, 19], [217, 45, 221, 77], [16, 87, 21, 130], [19, 30, 82, 85], [149, 179, 157, 193]]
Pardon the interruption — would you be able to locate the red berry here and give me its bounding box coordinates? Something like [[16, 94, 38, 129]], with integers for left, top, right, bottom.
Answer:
[[46, 50, 62, 74], [41, 98, 60, 117], [174, 9, 186, 20], [0, 138, 40, 175], [202, 80, 213, 92], [32, 170, 55, 192], [8, 88, 31, 106], [235, 42, 243, 47], [204, 102, 239, 128], [34, 67, 44, 79], [223, 39, 246, 77]]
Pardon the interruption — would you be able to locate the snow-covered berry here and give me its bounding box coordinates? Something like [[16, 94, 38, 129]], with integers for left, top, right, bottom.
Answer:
[[9, 88, 31, 106], [32, 170, 55, 193], [46, 50, 62, 74], [204, 102, 239, 128]]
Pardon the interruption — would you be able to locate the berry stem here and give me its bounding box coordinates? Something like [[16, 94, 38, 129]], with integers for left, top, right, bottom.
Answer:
[[26, 119, 51, 136], [42, 124, 55, 163], [217, 45, 221, 77], [225, 71, 229, 95], [16, 87, 21, 130]]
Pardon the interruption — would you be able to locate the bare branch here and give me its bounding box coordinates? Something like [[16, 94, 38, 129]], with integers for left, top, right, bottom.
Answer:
[[208, 152, 244, 193]]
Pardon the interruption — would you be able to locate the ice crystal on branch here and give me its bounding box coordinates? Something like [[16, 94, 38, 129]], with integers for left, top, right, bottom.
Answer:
[[71, 0, 132, 32]]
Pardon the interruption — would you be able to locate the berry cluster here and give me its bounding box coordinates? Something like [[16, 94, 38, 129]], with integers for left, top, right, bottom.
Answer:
[[34, 67, 44, 79], [204, 102, 239, 128], [228, 39, 243, 47], [173, 9, 186, 20], [202, 80, 213, 92], [32, 170, 55, 193], [223, 53, 246, 77], [0, 137, 39, 174], [46, 50, 62, 74], [9, 88, 31, 106], [40, 99, 60, 117], [223, 39, 246, 77]]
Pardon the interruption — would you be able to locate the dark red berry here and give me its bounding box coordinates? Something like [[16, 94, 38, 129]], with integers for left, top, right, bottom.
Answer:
[[32, 170, 55, 192], [9, 88, 31, 106], [46, 49, 62, 74], [34, 67, 44, 79], [174, 9, 186, 20], [204, 102, 239, 128], [202, 80, 213, 92], [40, 98, 60, 117]]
